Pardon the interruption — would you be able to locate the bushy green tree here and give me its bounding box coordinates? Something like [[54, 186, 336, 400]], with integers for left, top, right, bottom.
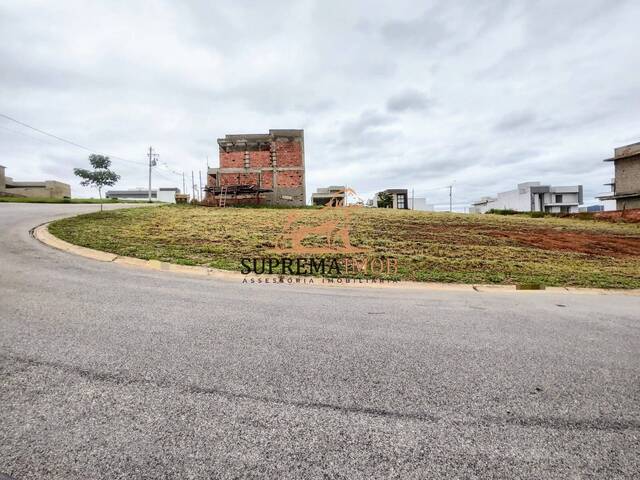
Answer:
[[377, 192, 393, 208], [74, 154, 120, 211]]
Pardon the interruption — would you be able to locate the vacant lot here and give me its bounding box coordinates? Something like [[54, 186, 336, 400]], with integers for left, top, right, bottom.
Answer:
[[48, 205, 640, 288]]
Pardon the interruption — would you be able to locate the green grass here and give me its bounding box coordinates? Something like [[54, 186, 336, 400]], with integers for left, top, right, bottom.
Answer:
[[48, 205, 640, 288], [0, 197, 153, 204]]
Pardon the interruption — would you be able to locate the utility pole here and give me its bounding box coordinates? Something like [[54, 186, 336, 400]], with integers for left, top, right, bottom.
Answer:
[[147, 146, 158, 203], [448, 185, 453, 213], [191, 171, 196, 202], [411, 188, 415, 210], [182, 172, 186, 195], [198, 170, 203, 201]]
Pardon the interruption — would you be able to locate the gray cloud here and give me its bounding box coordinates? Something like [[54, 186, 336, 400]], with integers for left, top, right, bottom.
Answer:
[[381, 10, 449, 50], [0, 0, 637, 208], [387, 89, 432, 112], [494, 111, 537, 131]]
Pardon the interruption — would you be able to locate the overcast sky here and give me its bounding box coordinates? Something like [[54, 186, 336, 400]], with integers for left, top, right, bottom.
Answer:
[[1, 0, 638, 209]]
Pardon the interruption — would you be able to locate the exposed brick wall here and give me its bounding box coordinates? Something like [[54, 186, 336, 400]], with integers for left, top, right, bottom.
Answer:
[[275, 140, 302, 167], [261, 173, 273, 189], [277, 171, 304, 188], [252, 150, 271, 168], [214, 130, 305, 206], [220, 173, 259, 186], [207, 173, 216, 188], [220, 150, 245, 168]]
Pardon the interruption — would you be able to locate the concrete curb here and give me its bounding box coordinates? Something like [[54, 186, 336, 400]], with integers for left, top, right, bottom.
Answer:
[[32, 223, 640, 296]]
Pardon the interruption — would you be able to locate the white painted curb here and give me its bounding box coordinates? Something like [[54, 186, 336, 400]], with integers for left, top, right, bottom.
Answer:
[[32, 223, 640, 296]]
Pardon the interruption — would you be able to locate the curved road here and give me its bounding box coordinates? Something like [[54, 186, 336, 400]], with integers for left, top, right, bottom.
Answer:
[[1, 203, 639, 479]]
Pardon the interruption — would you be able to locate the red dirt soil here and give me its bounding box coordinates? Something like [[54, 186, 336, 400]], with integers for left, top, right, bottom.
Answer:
[[486, 229, 640, 257], [592, 208, 640, 223]]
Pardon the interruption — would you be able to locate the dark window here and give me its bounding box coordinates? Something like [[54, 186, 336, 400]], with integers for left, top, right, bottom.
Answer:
[[555, 194, 563, 203]]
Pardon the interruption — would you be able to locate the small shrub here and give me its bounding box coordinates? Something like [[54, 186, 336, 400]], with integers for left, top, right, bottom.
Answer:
[[486, 209, 519, 215]]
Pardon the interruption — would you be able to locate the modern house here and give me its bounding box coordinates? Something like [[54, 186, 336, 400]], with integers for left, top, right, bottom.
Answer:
[[105, 187, 181, 203], [376, 189, 409, 209], [597, 142, 640, 210], [311, 186, 346, 206], [472, 182, 583, 214], [471, 196, 497, 213], [205, 129, 306, 207], [0, 165, 70, 198]]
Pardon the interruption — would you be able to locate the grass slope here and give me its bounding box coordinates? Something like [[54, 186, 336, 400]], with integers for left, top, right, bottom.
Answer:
[[48, 205, 640, 288]]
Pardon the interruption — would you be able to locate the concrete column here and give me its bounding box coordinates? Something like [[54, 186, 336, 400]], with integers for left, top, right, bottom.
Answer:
[[270, 142, 277, 202]]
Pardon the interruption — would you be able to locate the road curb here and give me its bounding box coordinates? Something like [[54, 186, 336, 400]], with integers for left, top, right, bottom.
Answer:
[[32, 223, 640, 296]]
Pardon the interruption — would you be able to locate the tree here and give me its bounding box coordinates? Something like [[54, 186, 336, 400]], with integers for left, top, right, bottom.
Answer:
[[74, 154, 120, 211], [377, 191, 393, 208]]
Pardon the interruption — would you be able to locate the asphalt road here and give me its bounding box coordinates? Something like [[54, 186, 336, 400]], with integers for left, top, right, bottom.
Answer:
[[1, 203, 639, 479]]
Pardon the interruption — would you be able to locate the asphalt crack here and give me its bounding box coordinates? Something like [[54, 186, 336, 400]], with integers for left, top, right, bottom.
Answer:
[[3, 353, 639, 432]]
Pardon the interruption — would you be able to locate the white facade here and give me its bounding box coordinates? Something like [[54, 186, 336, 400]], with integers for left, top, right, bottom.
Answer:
[[408, 197, 434, 211], [157, 188, 179, 203], [105, 187, 180, 203], [472, 182, 583, 213]]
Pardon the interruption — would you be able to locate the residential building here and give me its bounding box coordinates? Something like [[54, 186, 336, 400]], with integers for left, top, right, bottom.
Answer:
[[311, 186, 346, 206], [105, 187, 180, 203], [0, 165, 70, 198], [376, 189, 409, 209], [472, 182, 583, 214], [597, 142, 640, 210], [407, 197, 434, 211], [470, 196, 497, 214], [205, 129, 305, 206]]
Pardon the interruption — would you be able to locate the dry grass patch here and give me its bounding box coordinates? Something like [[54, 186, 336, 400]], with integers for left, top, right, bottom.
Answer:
[[48, 205, 640, 288]]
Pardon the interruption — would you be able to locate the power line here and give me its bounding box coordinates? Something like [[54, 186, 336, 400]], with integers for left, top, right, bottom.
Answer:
[[0, 124, 62, 146], [158, 162, 183, 178], [1, 112, 187, 185], [153, 168, 179, 183], [0, 112, 146, 166], [0, 111, 194, 198]]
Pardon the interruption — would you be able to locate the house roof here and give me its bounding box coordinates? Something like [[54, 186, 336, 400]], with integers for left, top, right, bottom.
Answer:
[[106, 190, 156, 196], [603, 152, 640, 162], [603, 141, 640, 162], [382, 189, 408, 194], [597, 192, 640, 200]]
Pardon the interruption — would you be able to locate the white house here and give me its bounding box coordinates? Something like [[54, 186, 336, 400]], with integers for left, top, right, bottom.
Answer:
[[408, 197, 435, 211], [105, 187, 181, 203], [472, 182, 583, 214]]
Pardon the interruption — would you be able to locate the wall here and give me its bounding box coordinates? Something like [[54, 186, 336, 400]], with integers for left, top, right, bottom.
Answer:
[[617, 197, 640, 210], [494, 188, 531, 211], [408, 198, 434, 211], [157, 190, 177, 203], [541, 191, 580, 205], [3, 180, 70, 198], [213, 130, 306, 206], [615, 158, 640, 195]]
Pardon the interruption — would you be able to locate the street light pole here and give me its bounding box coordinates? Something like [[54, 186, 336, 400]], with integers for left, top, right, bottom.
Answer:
[[147, 146, 158, 203]]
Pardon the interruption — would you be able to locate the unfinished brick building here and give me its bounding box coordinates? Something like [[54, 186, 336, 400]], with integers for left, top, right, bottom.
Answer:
[[204, 129, 305, 206]]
